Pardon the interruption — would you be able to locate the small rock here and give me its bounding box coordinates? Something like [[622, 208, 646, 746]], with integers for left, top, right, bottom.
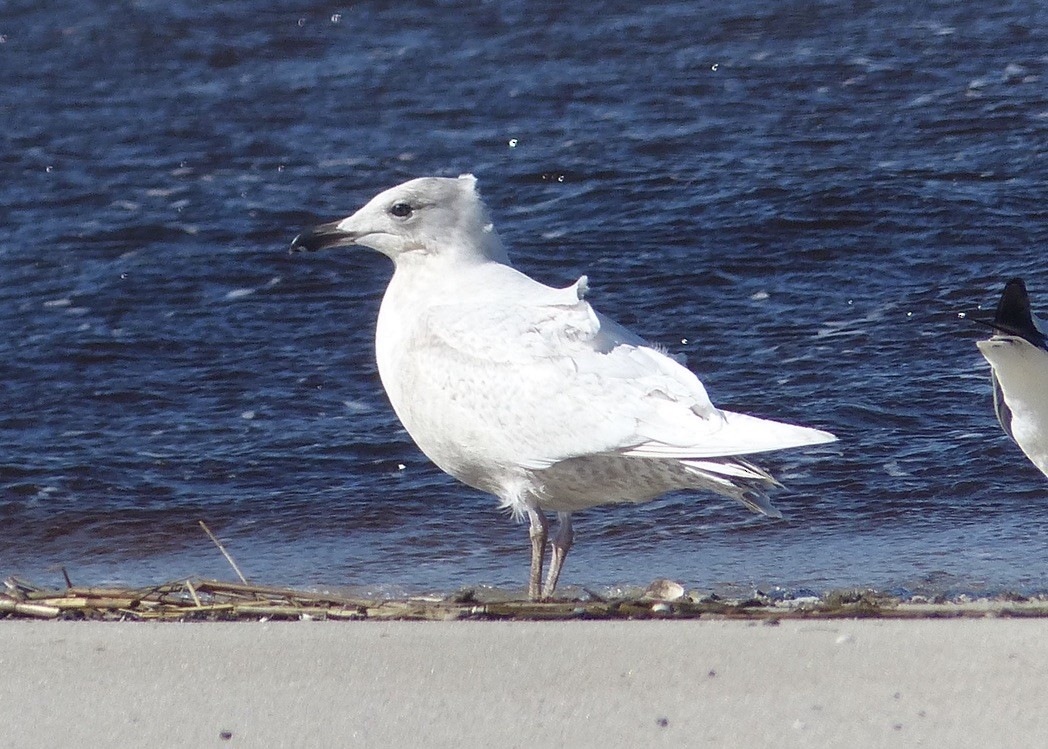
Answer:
[[643, 579, 685, 601]]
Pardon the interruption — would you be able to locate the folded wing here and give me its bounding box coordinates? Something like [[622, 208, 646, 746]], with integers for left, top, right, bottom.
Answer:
[[419, 271, 836, 472]]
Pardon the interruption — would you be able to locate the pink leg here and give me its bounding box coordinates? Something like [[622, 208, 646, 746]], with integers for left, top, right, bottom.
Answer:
[[542, 513, 573, 599], [527, 508, 548, 601]]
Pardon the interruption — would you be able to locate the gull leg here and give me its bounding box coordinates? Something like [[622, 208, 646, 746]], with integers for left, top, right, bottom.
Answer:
[[526, 508, 548, 601], [542, 512, 574, 599]]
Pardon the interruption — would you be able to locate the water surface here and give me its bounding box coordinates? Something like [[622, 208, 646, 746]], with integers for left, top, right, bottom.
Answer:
[[2, 1, 1047, 596]]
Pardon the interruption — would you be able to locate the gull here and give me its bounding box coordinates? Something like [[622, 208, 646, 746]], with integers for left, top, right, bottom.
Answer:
[[975, 278, 1048, 479], [291, 175, 837, 600]]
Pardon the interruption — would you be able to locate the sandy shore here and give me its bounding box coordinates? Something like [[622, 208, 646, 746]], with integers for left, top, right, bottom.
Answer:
[[3, 618, 1046, 747]]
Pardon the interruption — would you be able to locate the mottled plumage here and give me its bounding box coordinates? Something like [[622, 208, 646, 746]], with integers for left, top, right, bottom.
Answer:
[[292, 175, 836, 599]]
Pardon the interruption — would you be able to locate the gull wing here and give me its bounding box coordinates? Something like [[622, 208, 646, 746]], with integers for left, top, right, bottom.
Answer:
[[418, 274, 835, 470]]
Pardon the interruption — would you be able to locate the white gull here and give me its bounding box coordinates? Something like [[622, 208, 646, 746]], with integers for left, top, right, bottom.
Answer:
[[291, 175, 837, 600], [976, 278, 1048, 479]]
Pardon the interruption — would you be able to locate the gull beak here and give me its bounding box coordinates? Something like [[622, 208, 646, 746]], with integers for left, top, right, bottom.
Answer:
[[289, 220, 358, 253]]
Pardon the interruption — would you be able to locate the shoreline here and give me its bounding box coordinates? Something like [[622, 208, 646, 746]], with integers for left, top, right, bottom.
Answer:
[[4, 575, 1048, 622]]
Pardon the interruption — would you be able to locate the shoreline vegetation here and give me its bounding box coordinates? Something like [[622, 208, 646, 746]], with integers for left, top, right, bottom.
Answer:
[[6, 522, 1046, 622], [4, 576, 1047, 622]]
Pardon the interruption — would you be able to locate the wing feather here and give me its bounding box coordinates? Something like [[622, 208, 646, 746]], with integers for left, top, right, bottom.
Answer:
[[415, 271, 833, 470]]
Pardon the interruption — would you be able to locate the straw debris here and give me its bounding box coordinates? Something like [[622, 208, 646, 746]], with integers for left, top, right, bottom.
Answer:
[[3, 577, 1048, 622]]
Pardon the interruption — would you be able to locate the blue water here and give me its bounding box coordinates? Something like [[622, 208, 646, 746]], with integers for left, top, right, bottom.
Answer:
[[2, 1, 1047, 597]]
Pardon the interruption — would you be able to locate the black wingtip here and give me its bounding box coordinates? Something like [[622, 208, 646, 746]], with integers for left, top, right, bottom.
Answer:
[[995, 278, 1031, 328], [979, 277, 1047, 348]]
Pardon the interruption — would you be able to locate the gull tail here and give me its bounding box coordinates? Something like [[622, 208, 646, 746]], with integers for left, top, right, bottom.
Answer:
[[970, 278, 1048, 348], [682, 457, 784, 518], [990, 278, 1047, 348], [661, 413, 836, 518]]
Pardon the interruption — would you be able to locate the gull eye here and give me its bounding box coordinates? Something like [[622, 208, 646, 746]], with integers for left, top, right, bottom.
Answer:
[[389, 202, 414, 218]]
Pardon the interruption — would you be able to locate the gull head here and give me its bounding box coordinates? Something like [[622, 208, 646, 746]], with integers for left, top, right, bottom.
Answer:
[[290, 174, 507, 265]]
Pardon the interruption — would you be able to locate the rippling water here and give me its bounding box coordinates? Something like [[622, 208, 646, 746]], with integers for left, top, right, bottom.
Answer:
[[2, 1, 1046, 596]]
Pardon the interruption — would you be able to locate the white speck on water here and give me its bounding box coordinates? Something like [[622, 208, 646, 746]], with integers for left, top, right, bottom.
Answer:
[[1003, 63, 1027, 82], [508, 138, 518, 147], [138, 450, 173, 459], [750, 290, 770, 301], [711, 63, 719, 71], [44, 298, 72, 308], [331, 13, 341, 23], [241, 410, 256, 420], [342, 400, 372, 414], [883, 460, 909, 478], [397, 463, 406, 471], [225, 288, 255, 300]]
